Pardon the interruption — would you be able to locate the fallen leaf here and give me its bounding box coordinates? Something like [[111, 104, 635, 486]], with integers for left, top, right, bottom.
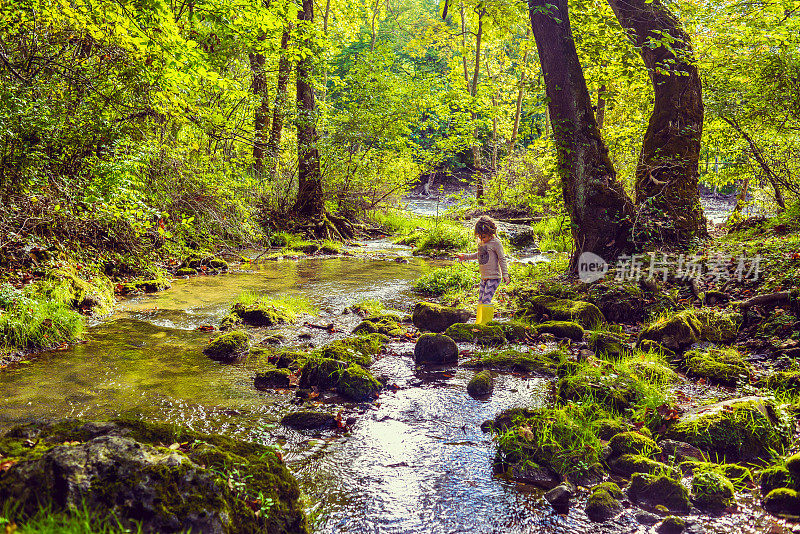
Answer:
[[0, 460, 16, 472], [168, 442, 181, 450]]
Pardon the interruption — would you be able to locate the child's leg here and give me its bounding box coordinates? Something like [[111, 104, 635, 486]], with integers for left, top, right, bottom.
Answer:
[[479, 279, 500, 304]]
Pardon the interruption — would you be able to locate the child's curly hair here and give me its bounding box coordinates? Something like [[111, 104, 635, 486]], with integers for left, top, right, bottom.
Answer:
[[474, 215, 497, 238]]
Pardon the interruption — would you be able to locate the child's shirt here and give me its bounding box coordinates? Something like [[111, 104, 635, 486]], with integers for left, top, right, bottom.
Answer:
[[463, 236, 508, 280]]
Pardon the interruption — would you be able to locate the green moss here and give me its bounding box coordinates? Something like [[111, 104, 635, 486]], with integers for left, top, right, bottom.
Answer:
[[684, 347, 750, 386], [627, 473, 691, 512], [658, 516, 686, 534], [610, 454, 669, 476], [763, 487, 800, 516], [680, 460, 752, 490], [254, 368, 292, 389], [0, 418, 308, 534], [444, 323, 506, 346], [299, 357, 348, 390], [691, 470, 735, 510], [592, 418, 630, 440], [665, 397, 792, 461], [637, 339, 676, 358], [280, 411, 335, 429], [336, 364, 382, 401], [585, 487, 622, 522], [353, 314, 404, 337], [535, 321, 584, 341], [488, 321, 534, 342], [760, 465, 796, 495], [462, 349, 564, 374], [220, 313, 242, 331], [693, 308, 741, 344], [760, 370, 800, 394], [522, 295, 605, 329], [558, 367, 644, 413], [207, 258, 229, 270], [467, 370, 494, 397], [609, 432, 660, 457], [203, 331, 249, 361], [314, 334, 386, 367], [176, 267, 197, 276], [638, 310, 702, 352], [587, 331, 627, 358], [787, 453, 800, 478]]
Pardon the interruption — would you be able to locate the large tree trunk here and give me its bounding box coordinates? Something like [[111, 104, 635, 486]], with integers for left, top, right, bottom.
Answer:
[[293, 0, 324, 219], [528, 0, 634, 270], [248, 43, 269, 174], [266, 28, 291, 179], [606, 0, 706, 243]]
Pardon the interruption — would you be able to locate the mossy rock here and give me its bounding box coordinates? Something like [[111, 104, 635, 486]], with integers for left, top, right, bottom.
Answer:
[[657, 516, 686, 534], [203, 331, 249, 362], [638, 310, 702, 352], [414, 333, 458, 365], [557, 370, 645, 412], [609, 454, 670, 477], [118, 278, 171, 295], [219, 313, 242, 331], [232, 302, 289, 327], [593, 418, 631, 440], [523, 295, 605, 329], [254, 368, 292, 390], [679, 460, 752, 490], [664, 396, 792, 461], [353, 315, 404, 337], [299, 357, 349, 390], [336, 364, 382, 401], [0, 419, 308, 534], [315, 334, 385, 367], [585, 485, 623, 522], [535, 321, 584, 341], [320, 243, 341, 255], [627, 473, 691, 512], [609, 432, 661, 458], [467, 370, 494, 397], [787, 453, 800, 478], [47, 268, 115, 316], [489, 321, 534, 342], [587, 331, 628, 358], [759, 370, 800, 394], [763, 488, 800, 517], [412, 302, 472, 333], [760, 465, 796, 495], [683, 347, 750, 386], [628, 358, 679, 384], [462, 349, 563, 375], [693, 308, 741, 344], [281, 411, 336, 430], [176, 267, 197, 276], [691, 470, 735, 510], [444, 323, 506, 346], [207, 258, 229, 271]]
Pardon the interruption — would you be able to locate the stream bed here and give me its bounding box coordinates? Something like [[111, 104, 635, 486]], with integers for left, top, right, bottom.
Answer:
[[0, 250, 790, 533]]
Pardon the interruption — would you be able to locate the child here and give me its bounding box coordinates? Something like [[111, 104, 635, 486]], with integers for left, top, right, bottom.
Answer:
[[457, 215, 509, 324]]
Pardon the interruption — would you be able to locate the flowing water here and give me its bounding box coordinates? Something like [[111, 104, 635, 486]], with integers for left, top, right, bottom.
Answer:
[[0, 248, 787, 533]]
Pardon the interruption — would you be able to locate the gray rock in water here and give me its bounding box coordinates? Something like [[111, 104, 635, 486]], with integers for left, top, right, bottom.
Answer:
[[544, 483, 574, 512], [281, 410, 336, 429], [635, 511, 661, 526], [510, 464, 560, 489], [412, 302, 471, 333], [414, 333, 458, 364]]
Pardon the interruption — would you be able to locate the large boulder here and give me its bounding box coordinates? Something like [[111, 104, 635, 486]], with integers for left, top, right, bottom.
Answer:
[[299, 358, 349, 390], [585, 482, 623, 522], [412, 302, 471, 333], [0, 419, 307, 534], [467, 370, 494, 397], [664, 396, 792, 461], [691, 470, 735, 510], [638, 310, 701, 352], [337, 364, 382, 401], [414, 333, 458, 364], [523, 295, 605, 329]]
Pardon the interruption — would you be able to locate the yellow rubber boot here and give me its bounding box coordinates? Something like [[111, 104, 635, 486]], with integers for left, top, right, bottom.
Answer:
[[475, 304, 483, 324], [478, 304, 494, 325]]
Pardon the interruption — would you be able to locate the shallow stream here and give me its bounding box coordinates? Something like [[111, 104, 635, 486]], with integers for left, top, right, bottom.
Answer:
[[0, 248, 788, 533]]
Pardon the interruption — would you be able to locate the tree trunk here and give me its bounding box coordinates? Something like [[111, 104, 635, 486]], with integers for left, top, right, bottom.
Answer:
[[510, 44, 529, 151], [248, 43, 269, 174], [528, 0, 634, 269], [606, 0, 706, 243], [472, 7, 485, 199], [293, 0, 324, 219], [267, 28, 292, 179], [596, 83, 606, 130]]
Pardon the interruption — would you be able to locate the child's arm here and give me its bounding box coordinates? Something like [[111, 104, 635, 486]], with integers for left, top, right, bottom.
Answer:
[[457, 252, 478, 261], [495, 241, 510, 283]]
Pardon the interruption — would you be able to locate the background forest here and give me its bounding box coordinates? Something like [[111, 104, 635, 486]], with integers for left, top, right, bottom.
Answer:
[[2, 0, 799, 256]]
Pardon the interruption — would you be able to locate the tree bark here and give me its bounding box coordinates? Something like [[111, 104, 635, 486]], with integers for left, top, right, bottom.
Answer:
[[528, 0, 635, 269], [267, 27, 292, 179], [248, 40, 269, 174], [293, 0, 324, 219], [596, 83, 606, 130], [510, 43, 530, 151], [606, 0, 706, 243]]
